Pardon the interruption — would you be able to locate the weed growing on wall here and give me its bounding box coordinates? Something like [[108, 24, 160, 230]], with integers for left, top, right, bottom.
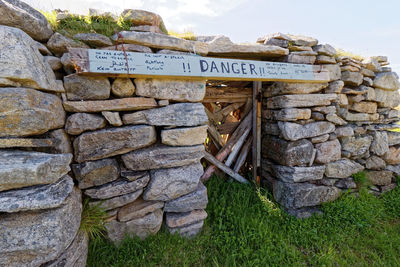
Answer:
[[80, 198, 108, 240]]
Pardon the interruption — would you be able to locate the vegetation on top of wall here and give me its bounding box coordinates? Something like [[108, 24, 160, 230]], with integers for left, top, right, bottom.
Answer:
[[87, 176, 400, 266], [336, 48, 365, 61]]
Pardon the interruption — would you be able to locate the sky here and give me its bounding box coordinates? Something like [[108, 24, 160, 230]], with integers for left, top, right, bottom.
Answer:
[[26, 0, 400, 73]]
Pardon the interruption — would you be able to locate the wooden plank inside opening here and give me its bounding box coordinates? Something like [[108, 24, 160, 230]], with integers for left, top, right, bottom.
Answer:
[[252, 81, 262, 185]]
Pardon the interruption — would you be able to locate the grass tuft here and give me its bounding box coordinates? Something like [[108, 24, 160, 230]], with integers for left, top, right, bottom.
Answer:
[[80, 198, 108, 240], [336, 48, 365, 61]]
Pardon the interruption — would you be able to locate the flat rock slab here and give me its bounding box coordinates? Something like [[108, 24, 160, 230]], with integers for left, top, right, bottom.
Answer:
[[65, 113, 106, 135], [374, 88, 400, 108], [0, 175, 73, 213], [73, 125, 156, 162], [314, 139, 341, 164], [264, 82, 328, 97], [143, 162, 204, 201], [165, 209, 208, 228], [118, 197, 164, 221], [0, 187, 82, 267], [373, 72, 400, 91], [168, 220, 204, 238], [366, 171, 393, 186], [122, 144, 204, 171], [266, 94, 337, 109], [122, 103, 208, 126], [47, 32, 89, 56], [263, 108, 311, 121], [0, 150, 72, 192], [341, 71, 363, 86], [84, 175, 150, 199], [164, 182, 208, 213], [325, 158, 364, 178], [273, 181, 340, 209], [340, 135, 373, 159], [102, 111, 123, 126], [90, 189, 143, 211], [161, 125, 208, 146], [72, 158, 119, 189], [278, 121, 335, 141], [0, 0, 53, 41], [135, 78, 206, 102], [63, 97, 157, 112], [270, 164, 325, 183], [112, 31, 208, 55], [73, 33, 113, 47], [366, 156, 386, 170], [64, 74, 110, 100]]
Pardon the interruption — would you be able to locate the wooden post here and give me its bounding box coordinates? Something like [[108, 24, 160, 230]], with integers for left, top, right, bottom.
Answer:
[[252, 81, 262, 185]]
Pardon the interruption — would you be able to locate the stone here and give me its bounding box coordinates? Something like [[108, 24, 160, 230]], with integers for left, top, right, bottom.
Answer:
[[257, 32, 293, 42], [262, 122, 280, 135], [111, 78, 135, 97], [325, 158, 364, 178], [264, 82, 328, 97], [338, 109, 379, 122], [324, 80, 344, 93], [366, 171, 392, 186], [207, 35, 288, 58], [164, 182, 208, 213], [121, 9, 167, 32], [312, 44, 336, 57], [0, 88, 66, 137], [266, 94, 337, 109], [321, 64, 341, 81], [0, 151, 72, 192], [161, 125, 207, 146], [0, 26, 59, 91], [65, 113, 107, 135], [341, 71, 363, 86], [102, 111, 123, 126], [102, 44, 153, 53], [360, 68, 375, 78], [131, 25, 165, 34], [286, 54, 316, 64], [73, 33, 113, 47], [334, 178, 357, 189], [264, 38, 288, 47], [348, 94, 365, 103], [135, 78, 206, 102], [374, 88, 400, 108], [362, 57, 382, 72], [73, 125, 156, 162], [262, 136, 314, 166], [47, 33, 89, 56], [311, 112, 324, 121], [91, 189, 143, 211], [316, 55, 336, 64], [120, 170, 149, 181], [289, 45, 313, 52], [122, 103, 208, 126], [166, 210, 207, 228], [387, 131, 400, 146], [349, 102, 377, 114], [341, 65, 360, 72], [60, 52, 75, 74], [122, 144, 204, 170], [44, 56, 62, 71], [335, 126, 354, 137], [47, 129, 72, 154], [64, 74, 111, 100], [311, 134, 330, 143], [169, 220, 204, 238], [0, 175, 73, 213], [326, 114, 347, 125], [278, 121, 335, 141], [111, 31, 208, 55], [363, 77, 374, 86], [84, 175, 150, 199], [0, 187, 81, 267], [373, 72, 400, 91], [312, 106, 337, 114], [366, 156, 386, 170], [381, 183, 397, 193], [370, 131, 389, 156], [35, 41, 52, 55], [270, 165, 325, 183], [44, 231, 88, 267], [0, 0, 53, 41], [273, 181, 340, 209], [106, 209, 163, 241], [386, 165, 400, 175], [315, 139, 341, 164], [72, 158, 119, 189], [340, 135, 373, 159], [342, 85, 370, 95], [263, 108, 311, 121], [63, 97, 158, 112], [383, 147, 400, 165], [118, 197, 164, 222], [287, 34, 318, 46], [338, 94, 349, 106], [143, 162, 203, 201]]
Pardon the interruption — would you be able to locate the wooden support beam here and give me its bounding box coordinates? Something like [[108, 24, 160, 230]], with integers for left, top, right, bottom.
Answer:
[[207, 124, 224, 150], [252, 81, 262, 185], [225, 127, 251, 167], [233, 136, 253, 172]]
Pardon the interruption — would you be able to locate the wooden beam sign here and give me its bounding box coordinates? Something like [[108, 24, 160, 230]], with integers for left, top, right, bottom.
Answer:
[[69, 48, 330, 82]]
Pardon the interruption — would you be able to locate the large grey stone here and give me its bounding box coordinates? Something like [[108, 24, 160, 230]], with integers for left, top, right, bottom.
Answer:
[[0, 187, 82, 267], [168, 220, 204, 238], [262, 136, 314, 166], [143, 162, 203, 201], [340, 135, 373, 159], [366, 171, 393, 186], [386, 164, 400, 175], [286, 54, 316, 64], [73, 33, 113, 47], [362, 57, 382, 72], [370, 131, 389, 156], [374, 88, 400, 108], [287, 34, 318, 46], [121, 9, 167, 32], [73, 125, 156, 162], [0, 88, 65, 137], [388, 131, 400, 146], [122, 144, 204, 171], [111, 78, 135, 97], [270, 165, 325, 183], [366, 156, 386, 170], [273, 181, 340, 209], [0, 0, 53, 41], [84, 175, 150, 199], [338, 109, 379, 122], [263, 108, 311, 121], [349, 101, 377, 114], [321, 64, 341, 81], [0, 26, 59, 91], [166, 210, 207, 228], [341, 71, 363, 86], [44, 56, 62, 71], [122, 103, 208, 126], [64, 74, 111, 100], [315, 139, 341, 164], [383, 147, 400, 165], [47, 33, 89, 56], [264, 82, 328, 97], [278, 121, 335, 141], [325, 158, 364, 178], [313, 44, 336, 57], [0, 151, 72, 192], [90, 189, 143, 211], [164, 182, 208, 213], [72, 158, 119, 189], [373, 72, 400, 91], [161, 125, 208, 146], [266, 94, 337, 109], [135, 78, 206, 102], [0, 175, 73, 213], [65, 113, 107, 135], [118, 197, 164, 222], [335, 126, 354, 138]]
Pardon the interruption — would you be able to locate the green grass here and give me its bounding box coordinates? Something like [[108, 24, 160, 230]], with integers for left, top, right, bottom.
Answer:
[[79, 198, 108, 240], [87, 177, 400, 266]]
